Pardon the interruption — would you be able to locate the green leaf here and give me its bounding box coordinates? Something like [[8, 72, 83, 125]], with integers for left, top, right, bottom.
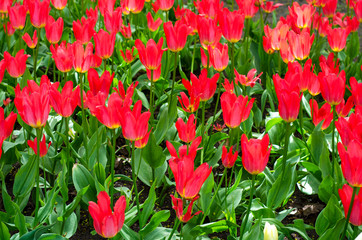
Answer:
[[154, 105, 169, 144], [309, 124, 331, 178], [140, 210, 170, 236], [318, 218, 345, 240], [19, 224, 56, 240], [140, 183, 156, 227], [120, 224, 140, 240], [244, 217, 262, 240], [142, 132, 166, 169], [38, 234, 67, 240], [63, 186, 89, 219], [190, 220, 229, 237], [0, 222, 10, 240], [315, 194, 343, 236], [318, 175, 334, 203], [13, 154, 37, 198], [266, 117, 283, 132], [72, 163, 97, 204]]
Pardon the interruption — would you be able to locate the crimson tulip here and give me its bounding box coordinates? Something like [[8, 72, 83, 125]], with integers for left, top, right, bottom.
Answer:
[[120, 47, 137, 64], [221, 92, 255, 128], [195, 0, 223, 19], [350, 77, 362, 106], [336, 96, 354, 117], [235, 69, 262, 88], [178, 92, 200, 113], [98, 0, 116, 16], [318, 70, 346, 106], [23, 31, 38, 49], [288, 29, 314, 61], [327, 27, 351, 52], [197, 16, 221, 49], [73, 17, 96, 44], [50, 41, 74, 73], [73, 41, 102, 73], [124, 0, 145, 14], [175, 114, 196, 143], [146, 65, 161, 81], [135, 37, 167, 70], [0, 60, 5, 84], [89, 192, 126, 238], [0, 0, 13, 14], [104, 8, 123, 33], [0, 107, 17, 143], [49, 81, 80, 117], [208, 43, 229, 72], [236, 0, 259, 19], [222, 146, 238, 168], [356, 0, 362, 23], [310, 99, 333, 130], [28, 0, 50, 28], [4, 50, 29, 78], [241, 134, 272, 175], [164, 21, 191, 52], [28, 134, 51, 157], [87, 69, 114, 97], [322, 0, 337, 18], [120, 23, 132, 39], [113, 81, 138, 109], [338, 141, 362, 187], [45, 16, 64, 44], [171, 195, 202, 223], [152, 0, 174, 12], [336, 109, 362, 147], [94, 93, 123, 129], [288, 2, 315, 28], [94, 29, 116, 59], [51, 0, 67, 10], [218, 8, 245, 43], [261, 1, 283, 13], [338, 184, 362, 226], [222, 78, 234, 94], [147, 12, 162, 32], [9, 4, 27, 30]]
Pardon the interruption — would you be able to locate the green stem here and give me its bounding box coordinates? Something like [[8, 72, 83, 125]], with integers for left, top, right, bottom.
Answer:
[[201, 168, 227, 224], [340, 187, 358, 240], [168, 52, 178, 107], [331, 106, 337, 179], [33, 29, 40, 83], [110, 129, 116, 207], [211, 73, 223, 126], [128, 63, 132, 86], [130, 141, 141, 222], [281, 122, 291, 181], [299, 103, 316, 164], [79, 73, 88, 161], [42, 156, 47, 202], [150, 70, 154, 127], [33, 128, 43, 228], [240, 174, 256, 237], [167, 219, 181, 240], [230, 42, 238, 96], [200, 101, 206, 164], [191, 36, 197, 73], [244, 19, 250, 63], [96, 120, 101, 180]]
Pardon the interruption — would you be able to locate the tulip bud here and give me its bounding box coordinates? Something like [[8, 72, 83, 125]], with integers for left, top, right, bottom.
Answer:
[[264, 222, 278, 240]]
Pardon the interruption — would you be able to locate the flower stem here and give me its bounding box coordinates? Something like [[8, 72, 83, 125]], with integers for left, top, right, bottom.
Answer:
[[150, 70, 155, 127], [110, 129, 116, 207], [191, 36, 197, 74], [240, 174, 256, 237], [200, 101, 206, 164], [331, 105, 336, 179], [299, 103, 316, 164], [168, 52, 178, 108], [201, 168, 227, 224], [33, 29, 40, 83], [229, 42, 239, 96], [340, 187, 358, 240], [131, 141, 141, 222], [281, 122, 291, 181], [79, 73, 88, 161], [33, 127, 43, 228], [167, 219, 181, 240]]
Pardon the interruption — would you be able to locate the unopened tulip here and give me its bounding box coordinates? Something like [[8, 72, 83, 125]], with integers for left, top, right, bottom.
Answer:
[[50, 41, 74, 73], [135, 38, 167, 70], [73, 41, 102, 73], [175, 114, 196, 143], [318, 70, 346, 106], [197, 16, 222, 49], [208, 43, 229, 72], [327, 27, 351, 52], [104, 8, 123, 33], [45, 16, 64, 44], [218, 8, 245, 43], [51, 0, 67, 10], [73, 17, 96, 44], [221, 92, 254, 128], [9, 4, 27, 30], [288, 29, 314, 61], [338, 141, 362, 187], [163, 21, 191, 52], [28, 0, 51, 28], [264, 222, 278, 240], [94, 93, 123, 129], [94, 29, 116, 59], [147, 12, 162, 32]]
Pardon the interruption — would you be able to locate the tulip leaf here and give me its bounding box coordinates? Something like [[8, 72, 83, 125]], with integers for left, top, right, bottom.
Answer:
[[154, 104, 169, 145], [243, 217, 262, 240], [318, 175, 334, 203], [142, 132, 166, 170], [38, 234, 67, 240], [190, 220, 229, 237], [315, 194, 343, 236], [140, 183, 156, 228], [0, 221, 10, 240], [13, 154, 37, 198], [19, 223, 56, 240], [265, 117, 283, 132], [318, 218, 345, 240], [72, 163, 97, 204], [140, 210, 170, 236]]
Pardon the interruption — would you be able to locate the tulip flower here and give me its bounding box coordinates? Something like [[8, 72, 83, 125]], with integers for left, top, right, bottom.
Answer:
[[241, 134, 272, 175], [318, 70, 346, 106], [309, 99, 333, 130], [87, 69, 113, 97], [0, 0, 13, 14], [322, 0, 337, 18], [222, 146, 238, 168], [174, 6, 187, 19], [221, 92, 255, 128], [181, 10, 198, 35], [338, 141, 362, 187], [49, 81, 80, 117], [175, 114, 196, 143], [45, 16, 64, 44], [113, 81, 138, 109], [208, 43, 229, 72], [4, 22, 16, 36], [28, 0, 50, 28], [279, 40, 295, 64], [235, 69, 262, 88], [182, 69, 219, 102], [327, 27, 351, 53], [0, 107, 17, 142], [50, 41, 74, 73], [338, 184, 362, 226], [222, 79, 234, 94], [218, 8, 245, 43], [0, 60, 5, 84], [263, 36, 274, 54], [73, 17, 96, 44], [97, 0, 116, 16], [51, 0, 67, 10], [163, 21, 191, 52], [200, 48, 208, 68], [146, 66, 161, 81], [152, 0, 174, 12], [88, 192, 126, 238], [27, 134, 51, 157], [336, 111, 362, 147], [104, 8, 123, 33], [197, 16, 222, 49], [120, 23, 132, 39], [236, 0, 259, 19], [135, 38, 167, 70], [14, 81, 51, 128], [261, 1, 283, 13], [288, 29, 314, 61], [213, 123, 226, 132], [119, 100, 151, 141], [264, 222, 278, 240], [23, 31, 38, 49], [336, 96, 354, 117], [349, 77, 362, 106], [171, 195, 202, 222], [147, 12, 162, 32], [124, 0, 145, 14], [135, 131, 151, 149], [288, 2, 315, 28], [195, 0, 223, 19], [94, 93, 123, 129], [94, 29, 116, 59], [73, 41, 102, 73], [178, 92, 200, 113], [120, 47, 137, 64], [4, 50, 29, 78], [9, 4, 27, 30], [356, 0, 362, 23]]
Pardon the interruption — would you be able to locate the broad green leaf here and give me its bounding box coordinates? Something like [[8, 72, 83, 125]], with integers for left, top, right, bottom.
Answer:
[[13, 155, 37, 198], [72, 163, 97, 203], [315, 194, 343, 236], [0, 222, 10, 240], [140, 211, 170, 236], [140, 183, 156, 227], [190, 220, 229, 237], [318, 175, 334, 203], [142, 132, 166, 169]]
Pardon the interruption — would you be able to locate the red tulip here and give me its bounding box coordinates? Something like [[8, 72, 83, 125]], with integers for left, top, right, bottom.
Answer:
[[236, 0, 259, 19], [119, 100, 151, 141], [147, 12, 162, 32], [322, 0, 337, 18], [112, 80, 138, 109], [197, 16, 222, 49], [318, 70, 346, 106], [309, 99, 333, 130], [338, 184, 362, 226], [98, 0, 116, 16], [349, 77, 362, 106], [9, 4, 27, 30], [218, 8, 245, 43], [73, 17, 96, 44], [49, 81, 80, 117], [4, 50, 29, 78], [164, 21, 191, 52], [0, 60, 5, 83], [152, 0, 174, 12], [181, 10, 198, 35], [14, 81, 51, 128], [171, 195, 202, 222], [336, 109, 362, 147], [182, 69, 219, 102], [135, 130, 151, 149], [327, 27, 351, 52], [208, 43, 229, 72], [88, 192, 126, 238], [135, 37, 167, 70], [51, 0, 67, 10], [235, 69, 262, 88], [120, 23, 132, 39], [319, 53, 340, 75], [73, 41, 102, 73], [104, 8, 123, 33], [120, 47, 137, 64], [0, 0, 13, 14], [221, 92, 254, 128], [174, 6, 187, 19], [3, 98, 11, 107], [241, 134, 272, 175], [94, 29, 116, 59], [178, 92, 200, 113], [288, 2, 315, 28], [355, 0, 362, 23], [222, 78, 234, 94], [200, 48, 208, 68], [146, 65, 161, 81], [288, 29, 314, 61], [167, 138, 212, 200], [87, 69, 113, 97], [261, 1, 283, 13], [4, 22, 16, 36], [279, 40, 295, 64], [0, 107, 17, 143], [338, 141, 362, 187], [28, 0, 50, 28], [94, 93, 123, 129], [336, 96, 354, 117], [23, 31, 38, 49], [27, 134, 51, 157], [50, 41, 74, 73], [45, 16, 64, 44], [263, 36, 274, 54], [124, 0, 145, 14], [175, 114, 196, 143], [195, 0, 223, 19], [213, 123, 226, 132], [222, 146, 238, 168]]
